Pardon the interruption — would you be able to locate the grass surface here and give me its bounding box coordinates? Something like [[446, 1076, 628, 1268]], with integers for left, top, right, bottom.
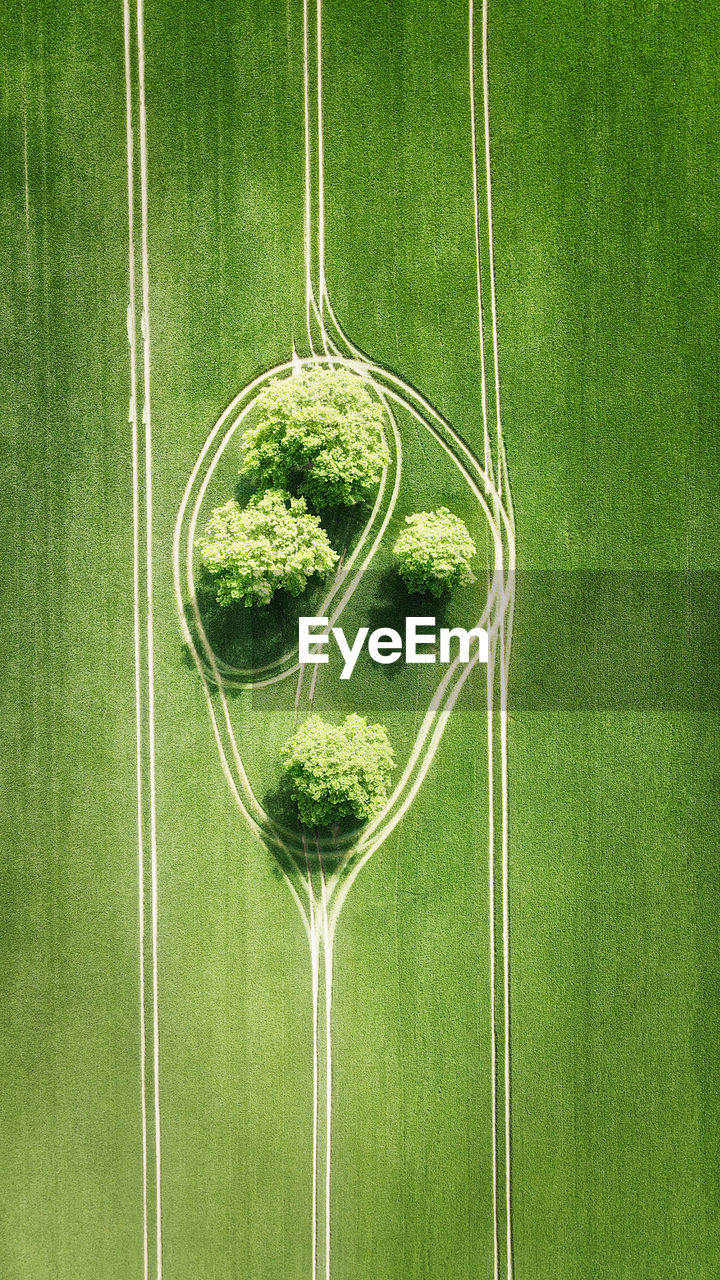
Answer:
[[2, 0, 719, 1278], [1, 2, 145, 1276]]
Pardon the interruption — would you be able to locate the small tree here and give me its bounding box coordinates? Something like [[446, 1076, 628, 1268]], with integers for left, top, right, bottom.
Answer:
[[240, 367, 390, 509], [281, 713, 395, 828], [393, 507, 477, 597], [196, 488, 338, 608]]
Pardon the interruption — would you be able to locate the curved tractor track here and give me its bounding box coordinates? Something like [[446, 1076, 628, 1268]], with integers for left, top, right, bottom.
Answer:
[[173, 349, 512, 905]]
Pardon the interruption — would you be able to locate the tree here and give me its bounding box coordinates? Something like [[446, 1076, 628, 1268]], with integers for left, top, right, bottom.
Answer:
[[281, 713, 395, 828], [240, 367, 390, 509], [196, 488, 338, 608], [393, 507, 477, 597]]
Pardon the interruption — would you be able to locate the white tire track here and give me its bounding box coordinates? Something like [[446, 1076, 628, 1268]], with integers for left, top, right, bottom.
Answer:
[[135, 4, 163, 1269], [124, 0, 163, 1272], [478, 0, 516, 1271], [122, 1, 150, 1272]]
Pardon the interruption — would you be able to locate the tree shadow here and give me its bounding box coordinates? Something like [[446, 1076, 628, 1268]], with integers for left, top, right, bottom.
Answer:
[[262, 772, 303, 832], [232, 471, 260, 508], [230, 476, 372, 558], [186, 492, 375, 675], [261, 774, 362, 881], [192, 571, 303, 671], [360, 567, 452, 681], [313, 499, 369, 557]]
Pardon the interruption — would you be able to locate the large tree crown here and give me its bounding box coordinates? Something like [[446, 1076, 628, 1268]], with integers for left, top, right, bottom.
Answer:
[[393, 506, 477, 597], [196, 487, 338, 608], [240, 366, 390, 509], [281, 712, 395, 828]]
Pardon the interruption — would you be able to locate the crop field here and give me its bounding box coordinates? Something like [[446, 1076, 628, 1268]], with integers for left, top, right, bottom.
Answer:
[[1, 1, 719, 1279]]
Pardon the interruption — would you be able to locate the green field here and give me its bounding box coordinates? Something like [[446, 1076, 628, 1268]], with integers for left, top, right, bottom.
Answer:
[[2, 1, 719, 1278]]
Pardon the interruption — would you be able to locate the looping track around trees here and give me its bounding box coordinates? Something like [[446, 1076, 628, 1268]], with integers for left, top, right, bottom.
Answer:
[[174, 353, 514, 872]]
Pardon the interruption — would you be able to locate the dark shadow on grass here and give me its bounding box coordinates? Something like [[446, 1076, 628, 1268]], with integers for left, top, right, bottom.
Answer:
[[192, 572, 303, 672], [261, 772, 303, 832], [360, 568, 453, 680], [261, 774, 363, 881], [232, 472, 261, 508], [313, 499, 369, 558], [185, 494, 374, 676]]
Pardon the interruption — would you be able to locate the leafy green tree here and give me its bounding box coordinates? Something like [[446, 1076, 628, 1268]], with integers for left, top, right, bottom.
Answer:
[[196, 488, 338, 608], [240, 367, 390, 509], [281, 713, 395, 828], [393, 507, 477, 597]]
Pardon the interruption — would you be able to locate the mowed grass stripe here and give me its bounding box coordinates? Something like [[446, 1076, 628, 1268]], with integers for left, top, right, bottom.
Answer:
[[490, 0, 720, 1276], [2, 1, 149, 1275], [142, 1, 312, 1275]]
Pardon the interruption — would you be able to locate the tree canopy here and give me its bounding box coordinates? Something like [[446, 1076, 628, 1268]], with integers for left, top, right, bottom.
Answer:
[[281, 713, 395, 828], [196, 488, 338, 608], [240, 367, 390, 509], [393, 507, 477, 597]]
